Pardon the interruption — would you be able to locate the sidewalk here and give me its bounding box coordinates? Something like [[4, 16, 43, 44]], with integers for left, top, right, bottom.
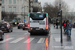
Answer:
[[49, 25, 75, 50]]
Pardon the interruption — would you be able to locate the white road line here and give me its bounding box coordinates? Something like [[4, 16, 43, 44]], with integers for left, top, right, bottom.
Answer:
[[0, 38, 13, 43], [41, 38, 45, 43], [37, 38, 45, 43], [55, 38, 60, 42], [10, 38, 23, 43], [24, 33, 30, 35], [24, 38, 34, 43]]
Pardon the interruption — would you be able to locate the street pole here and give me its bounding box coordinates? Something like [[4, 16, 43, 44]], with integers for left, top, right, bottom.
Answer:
[[30, 0, 33, 13], [59, 1, 63, 46], [0, 0, 2, 20], [24, 6, 25, 24]]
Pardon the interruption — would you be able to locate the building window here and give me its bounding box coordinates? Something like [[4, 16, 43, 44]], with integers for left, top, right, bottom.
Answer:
[[22, 0, 24, 3], [9, 0, 12, 4], [34, 0, 38, 2], [9, 7, 12, 12], [2, 0, 4, 3], [13, 0, 16, 4], [13, 7, 16, 12], [2, 7, 5, 11], [22, 7, 24, 13]]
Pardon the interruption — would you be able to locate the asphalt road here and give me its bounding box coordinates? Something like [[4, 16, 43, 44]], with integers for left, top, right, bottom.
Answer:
[[0, 27, 50, 50]]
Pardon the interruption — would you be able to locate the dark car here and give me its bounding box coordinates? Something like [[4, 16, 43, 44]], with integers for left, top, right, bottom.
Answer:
[[0, 30, 4, 41], [18, 23, 24, 29], [0, 22, 13, 32], [22, 22, 29, 30]]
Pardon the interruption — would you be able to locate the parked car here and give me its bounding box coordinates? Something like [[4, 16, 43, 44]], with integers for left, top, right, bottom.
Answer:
[[0, 30, 4, 41], [18, 23, 24, 29], [0, 22, 13, 32], [22, 22, 29, 30]]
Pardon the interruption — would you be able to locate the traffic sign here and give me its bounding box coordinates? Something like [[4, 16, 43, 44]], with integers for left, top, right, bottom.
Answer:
[[24, 19, 26, 21], [14, 19, 15, 21]]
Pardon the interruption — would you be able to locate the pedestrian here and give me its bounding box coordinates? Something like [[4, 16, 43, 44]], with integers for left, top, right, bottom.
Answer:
[[56, 19, 59, 29], [63, 21, 66, 34], [66, 20, 72, 38], [53, 21, 56, 28]]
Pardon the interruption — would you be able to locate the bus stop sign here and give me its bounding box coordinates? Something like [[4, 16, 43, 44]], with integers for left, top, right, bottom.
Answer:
[[24, 19, 26, 21]]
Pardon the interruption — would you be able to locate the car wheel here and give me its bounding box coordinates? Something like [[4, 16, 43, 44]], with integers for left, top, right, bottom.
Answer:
[[18, 27, 20, 29], [30, 32, 33, 35], [23, 28, 25, 30], [1, 35, 4, 41], [11, 30, 13, 32], [7, 30, 10, 32], [7, 29, 11, 33]]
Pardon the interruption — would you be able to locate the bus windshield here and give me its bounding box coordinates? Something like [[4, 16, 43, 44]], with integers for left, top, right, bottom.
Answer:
[[30, 13, 46, 20]]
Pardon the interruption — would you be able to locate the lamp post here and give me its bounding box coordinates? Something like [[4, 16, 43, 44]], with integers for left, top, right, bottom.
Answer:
[[59, 0, 63, 46], [24, 6, 28, 24], [0, 0, 2, 20], [30, 0, 33, 13]]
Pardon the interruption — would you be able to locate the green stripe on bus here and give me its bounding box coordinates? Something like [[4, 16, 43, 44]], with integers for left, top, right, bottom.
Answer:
[[46, 13, 48, 17], [28, 13, 30, 16]]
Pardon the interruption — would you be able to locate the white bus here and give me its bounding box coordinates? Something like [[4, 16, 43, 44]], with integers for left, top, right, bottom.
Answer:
[[28, 12, 50, 35]]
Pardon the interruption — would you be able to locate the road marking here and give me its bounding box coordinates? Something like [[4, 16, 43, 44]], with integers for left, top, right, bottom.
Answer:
[[0, 38, 13, 43], [24, 38, 34, 43], [10, 38, 23, 43], [55, 38, 60, 42], [24, 33, 30, 35], [37, 38, 45, 43]]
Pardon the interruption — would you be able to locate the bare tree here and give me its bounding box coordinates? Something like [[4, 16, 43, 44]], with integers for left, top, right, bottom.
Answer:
[[33, 7, 39, 12], [33, 6, 42, 12], [3, 12, 17, 22], [43, 3, 59, 18], [54, 0, 69, 12], [2, 11, 8, 20]]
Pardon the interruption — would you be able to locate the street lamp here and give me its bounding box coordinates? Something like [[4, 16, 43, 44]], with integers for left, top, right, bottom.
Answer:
[[59, 0, 63, 46], [30, 0, 33, 13], [24, 6, 28, 24], [0, 0, 2, 20]]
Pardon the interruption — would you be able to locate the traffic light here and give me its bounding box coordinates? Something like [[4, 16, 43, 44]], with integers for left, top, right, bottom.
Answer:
[[56, 10, 62, 17]]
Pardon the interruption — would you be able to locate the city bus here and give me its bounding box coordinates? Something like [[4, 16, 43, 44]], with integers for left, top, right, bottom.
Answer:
[[28, 12, 50, 35]]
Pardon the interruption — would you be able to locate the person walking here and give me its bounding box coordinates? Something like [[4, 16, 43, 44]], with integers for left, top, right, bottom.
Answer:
[[56, 19, 59, 29], [66, 20, 72, 38], [63, 21, 66, 34], [53, 21, 56, 28]]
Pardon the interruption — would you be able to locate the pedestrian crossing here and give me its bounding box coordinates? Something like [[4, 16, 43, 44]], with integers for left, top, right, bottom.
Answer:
[[0, 37, 46, 43], [0, 38, 14, 43], [10, 38, 24, 43], [37, 38, 45, 43], [24, 38, 34, 43]]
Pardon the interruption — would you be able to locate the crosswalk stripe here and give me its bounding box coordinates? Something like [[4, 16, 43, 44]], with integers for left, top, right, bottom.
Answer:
[[55, 38, 60, 42], [0, 38, 13, 43], [10, 38, 24, 43], [37, 38, 45, 43], [24, 38, 34, 43]]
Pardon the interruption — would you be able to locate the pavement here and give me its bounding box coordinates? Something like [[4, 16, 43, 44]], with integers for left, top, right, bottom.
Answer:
[[49, 25, 75, 50]]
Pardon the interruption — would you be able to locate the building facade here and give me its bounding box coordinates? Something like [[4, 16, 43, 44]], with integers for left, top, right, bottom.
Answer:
[[34, 0, 38, 2], [2, 0, 29, 22]]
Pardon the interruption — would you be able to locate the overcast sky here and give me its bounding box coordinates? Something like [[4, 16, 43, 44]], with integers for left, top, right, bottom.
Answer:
[[38, 0, 75, 12]]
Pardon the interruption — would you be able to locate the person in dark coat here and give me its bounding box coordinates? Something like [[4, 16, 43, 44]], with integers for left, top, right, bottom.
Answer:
[[56, 19, 59, 29], [66, 20, 72, 38]]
